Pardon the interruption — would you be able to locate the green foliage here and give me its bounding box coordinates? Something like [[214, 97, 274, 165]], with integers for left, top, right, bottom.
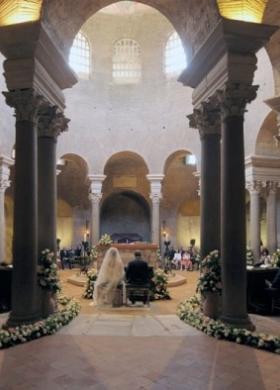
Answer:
[[272, 249, 280, 267], [82, 268, 98, 299]]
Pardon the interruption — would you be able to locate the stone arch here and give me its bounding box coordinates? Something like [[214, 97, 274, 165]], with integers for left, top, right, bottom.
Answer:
[[41, 0, 221, 59], [255, 111, 279, 157], [163, 149, 197, 174], [103, 151, 150, 204], [100, 189, 151, 242], [57, 153, 89, 208]]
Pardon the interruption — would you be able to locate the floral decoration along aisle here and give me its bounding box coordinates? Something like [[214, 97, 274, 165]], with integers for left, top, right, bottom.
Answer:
[[177, 250, 280, 355], [0, 249, 81, 350]]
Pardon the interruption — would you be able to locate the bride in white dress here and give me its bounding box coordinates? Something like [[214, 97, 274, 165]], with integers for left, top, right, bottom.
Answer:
[[93, 247, 124, 306]]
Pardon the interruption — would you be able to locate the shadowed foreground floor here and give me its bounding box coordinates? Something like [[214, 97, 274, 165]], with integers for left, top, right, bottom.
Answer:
[[0, 270, 280, 389]]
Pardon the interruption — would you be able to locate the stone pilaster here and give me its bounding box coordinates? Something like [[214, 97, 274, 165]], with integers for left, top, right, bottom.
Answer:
[[266, 181, 279, 254], [3, 88, 46, 326], [246, 180, 264, 262], [0, 156, 13, 264], [147, 174, 164, 245], [88, 175, 106, 246], [217, 82, 258, 330], [189, 103, 221, 259]]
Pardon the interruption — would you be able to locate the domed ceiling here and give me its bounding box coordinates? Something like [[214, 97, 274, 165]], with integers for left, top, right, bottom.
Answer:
[[100, 1, 154, 15]]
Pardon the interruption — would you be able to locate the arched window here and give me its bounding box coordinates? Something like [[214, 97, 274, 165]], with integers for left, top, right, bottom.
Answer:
[[113, 39, 141, 84], [165, 32, 187, 77], [69, 32, 91, 79]]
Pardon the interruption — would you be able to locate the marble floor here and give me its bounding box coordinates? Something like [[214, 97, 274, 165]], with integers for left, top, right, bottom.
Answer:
[[1, 270, 280, 389]]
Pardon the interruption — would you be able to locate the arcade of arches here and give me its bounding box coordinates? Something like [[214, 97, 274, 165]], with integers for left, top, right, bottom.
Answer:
[[1, 1, 280, 388]]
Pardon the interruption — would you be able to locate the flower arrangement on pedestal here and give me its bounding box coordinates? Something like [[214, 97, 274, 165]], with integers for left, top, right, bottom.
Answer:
[[272, 249, 280, 268], [150, 269, 171, 301], [98, 234, 113, 247], [37, 249, 61, 293], [246, 248, 254, 266], [0, 296, 80, 349]]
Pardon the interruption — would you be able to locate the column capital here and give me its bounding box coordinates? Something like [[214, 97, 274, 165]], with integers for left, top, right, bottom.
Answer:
[[88, 174, 106, 194], [147, 174, 164, 202], [3, 89, 46, 123], [215, 83, 258, 118], [265, 181, 279, 194], [38, 105, 69, 139], [89, 192, 103, 204], [188, 101, 221, 139], [0, 156, 13, 193], [246, 180, 265, 194]]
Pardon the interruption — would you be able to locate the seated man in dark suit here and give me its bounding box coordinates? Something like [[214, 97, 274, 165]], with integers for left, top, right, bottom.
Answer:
[[125, 251, 153, 304]]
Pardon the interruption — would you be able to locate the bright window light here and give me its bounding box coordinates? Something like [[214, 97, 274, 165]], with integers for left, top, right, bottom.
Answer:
[[165, 32, 187, 77], [186, 154, 197, 166], [69, 32, 91, 79], [113, 39, 141, 84]]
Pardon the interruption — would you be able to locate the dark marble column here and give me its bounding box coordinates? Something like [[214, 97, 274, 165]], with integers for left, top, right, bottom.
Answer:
[[218, 83, 258, 330], [3, 89, 45, 326], [38, 106, 69, 255], [190, 107, 221, 259]]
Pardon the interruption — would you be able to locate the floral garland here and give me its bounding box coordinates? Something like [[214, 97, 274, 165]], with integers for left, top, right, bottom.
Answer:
[[82, 268, 171, 301], [82, 268, 98, 299], [177, 295, 280, 354], [0, 296, 80, 349], [197, 250, 222, 295], [38, 249, 61, 293]]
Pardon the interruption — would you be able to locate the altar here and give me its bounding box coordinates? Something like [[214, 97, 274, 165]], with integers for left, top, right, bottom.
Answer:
[[96, 243, 159, 269]]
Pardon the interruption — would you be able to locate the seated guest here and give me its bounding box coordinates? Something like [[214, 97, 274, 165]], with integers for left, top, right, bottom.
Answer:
[[126, 251, 153, 304], [172, 250, 181, 270]]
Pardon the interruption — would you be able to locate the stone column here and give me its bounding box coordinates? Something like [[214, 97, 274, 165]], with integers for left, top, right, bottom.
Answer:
[[88, 175, 106, 246], [246, 180, 263, 262], [147, 175, 164, 245], [37, 106, 69, 255], [218, 83, 258, 330], [4, 89, 45, 326], [0, 157, 13, 263], [189, 106, 221, 259], [266, 181, 279, 254]]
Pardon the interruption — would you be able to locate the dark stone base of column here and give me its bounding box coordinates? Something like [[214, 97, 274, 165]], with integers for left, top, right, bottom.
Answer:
[[7, 310, 41, 327], [220, 314, 255, 331]]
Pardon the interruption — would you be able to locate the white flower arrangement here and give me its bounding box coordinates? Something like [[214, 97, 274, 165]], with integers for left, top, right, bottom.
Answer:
[[38, 249, 61, 293], [98, 234, 113, 246], [246, 248, 254, 266], [177, 295, 280, 354], [83, 268, 98, 299], [0, 296, 80, 349], [197, 250, 222, 295]]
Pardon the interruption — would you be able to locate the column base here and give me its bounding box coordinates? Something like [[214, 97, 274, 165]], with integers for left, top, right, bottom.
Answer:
[[220, 314, 255, 331], [7, 310, 41, 327]]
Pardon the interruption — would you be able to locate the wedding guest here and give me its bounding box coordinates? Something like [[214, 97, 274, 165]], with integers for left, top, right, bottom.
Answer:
[[172, 250, 181, 270]]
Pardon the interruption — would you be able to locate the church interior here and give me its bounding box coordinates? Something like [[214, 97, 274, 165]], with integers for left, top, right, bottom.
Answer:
[[0, 0, 280, 389]]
